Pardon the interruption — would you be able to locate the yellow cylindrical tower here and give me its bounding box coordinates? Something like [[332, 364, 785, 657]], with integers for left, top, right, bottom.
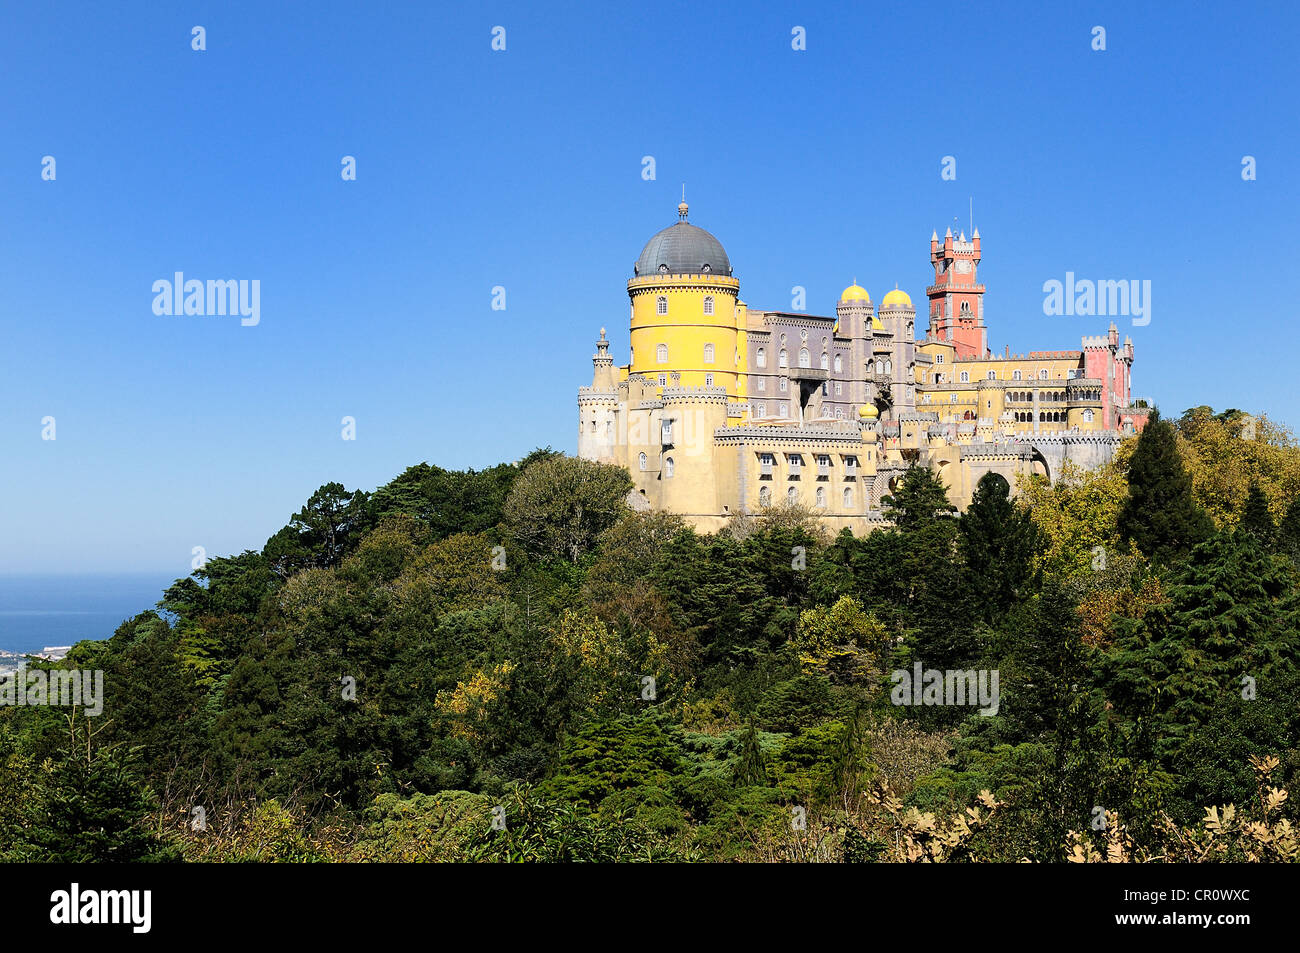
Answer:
[[627, 202, 744, 407]]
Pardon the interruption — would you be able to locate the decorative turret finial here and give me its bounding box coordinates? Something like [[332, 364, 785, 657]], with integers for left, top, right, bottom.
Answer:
[[599, 326, 606, 340], [678, 185, 689, 222]]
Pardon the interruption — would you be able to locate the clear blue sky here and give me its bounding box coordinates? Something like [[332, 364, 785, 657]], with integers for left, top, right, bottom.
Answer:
[[2, 1, 1296, 573]]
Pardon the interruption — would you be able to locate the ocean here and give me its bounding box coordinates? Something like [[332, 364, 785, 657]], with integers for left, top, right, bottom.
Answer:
[[0, 573, 181, 656]]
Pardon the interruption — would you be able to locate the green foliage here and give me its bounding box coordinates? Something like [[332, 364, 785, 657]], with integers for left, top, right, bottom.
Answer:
[[18, 408, 1300, 862], [503, 455, 633, 563], [882, 462, 956, 530], [1119, 411, 1214, 564], [959, 471, 1042, 623]]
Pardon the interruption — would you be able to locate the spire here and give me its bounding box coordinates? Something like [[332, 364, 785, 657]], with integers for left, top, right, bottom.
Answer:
[[931, 230, 938, 242], [945, 227, 952, 238], [678, 184, 688, 222]]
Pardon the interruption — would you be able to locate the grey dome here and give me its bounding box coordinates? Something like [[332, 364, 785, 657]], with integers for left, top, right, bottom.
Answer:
[[633, 213, 731, 277]]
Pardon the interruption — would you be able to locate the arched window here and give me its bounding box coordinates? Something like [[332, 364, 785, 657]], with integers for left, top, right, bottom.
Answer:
[[820, 352, 829, 369], [1013, 370, 1022, 381], [787, 486, 798, 504], [885, 359, 892, 375], [1039, 369, 1049, 380], [815, 487, 827, 508], [843, 487, 853, 508], [656, 296, 668, 315], [703, 295, 714, 315], [987, 371, 996, 380], [755, 401, 765, 416], [656, 343, 668, 363], [703, 343, 715, 364], [834, 354, 842, 373], [638, 452, 647, 471], [799, 348, 811, 368], [756, 347, 767, 368], [664, 456, 674, 478], [759, 485, 771, 507], [1083, 408, 1094, 422], [705, 373, 714, 386], [779, 349, 788, 368], [960, 301, 972, 318], [875, 360, 883, 375], [960, 371, 969, 382], [779, 402, 788, 417]]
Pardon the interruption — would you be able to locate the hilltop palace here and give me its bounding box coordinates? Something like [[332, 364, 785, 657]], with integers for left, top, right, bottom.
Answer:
[[577, 201, 1149, 533]]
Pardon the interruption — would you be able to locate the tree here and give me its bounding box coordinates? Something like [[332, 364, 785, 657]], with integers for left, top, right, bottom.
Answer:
[[503, 456, 633, 562], [794, 595, 886, 685], [1175, 407, 1300, 529], [1239, 482, 1275, 548], [1279, 496, 1300, 563], [1101, 530, 1300, 757], [959, 472, 1041, 622], [1118, 410, 1213, 564], [882, 463, 955, 530], [19, 715, 178, 862], [265, 482, 370, 577], [1016, 458, 1130, 579]]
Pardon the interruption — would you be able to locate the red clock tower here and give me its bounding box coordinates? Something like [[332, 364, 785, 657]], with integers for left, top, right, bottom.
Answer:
[[927, 227, 987, 359]]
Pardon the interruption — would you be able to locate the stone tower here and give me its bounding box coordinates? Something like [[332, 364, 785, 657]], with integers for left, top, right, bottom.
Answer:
[[927, 227, 986, 359]]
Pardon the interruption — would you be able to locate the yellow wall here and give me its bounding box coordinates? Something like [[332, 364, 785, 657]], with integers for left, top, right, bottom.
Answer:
[[628, 274, 744, 401]]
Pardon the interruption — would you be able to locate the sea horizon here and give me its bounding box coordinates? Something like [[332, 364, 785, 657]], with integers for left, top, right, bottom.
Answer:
[[0, 571, 183, 655]]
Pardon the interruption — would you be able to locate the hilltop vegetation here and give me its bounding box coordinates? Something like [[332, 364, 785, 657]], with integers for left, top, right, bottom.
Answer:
[[4, 407, 1300, 862]]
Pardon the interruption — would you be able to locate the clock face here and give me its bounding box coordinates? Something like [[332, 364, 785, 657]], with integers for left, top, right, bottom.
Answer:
[[955, 260, 972, 274]]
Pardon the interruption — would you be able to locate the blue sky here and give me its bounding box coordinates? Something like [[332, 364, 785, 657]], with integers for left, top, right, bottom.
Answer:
[[2, 1, 1296, 573]]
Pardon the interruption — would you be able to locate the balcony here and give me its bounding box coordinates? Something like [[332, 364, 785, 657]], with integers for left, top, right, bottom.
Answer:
[[789, 366, 828, 382]]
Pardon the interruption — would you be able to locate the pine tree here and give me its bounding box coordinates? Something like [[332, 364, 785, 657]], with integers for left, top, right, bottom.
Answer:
[[959, 471, 1042, 623], [1278, 496, 1300, 563], [1118, 410, 1213, 564], [1239, 482, 1275, 548], [1102, 530, 1300, 755], [882, 462, 956, 531], [732, 718, 769, 787]]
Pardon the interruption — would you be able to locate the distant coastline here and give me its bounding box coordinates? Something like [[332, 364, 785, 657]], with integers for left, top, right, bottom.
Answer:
[[0, 573, 179, 656]]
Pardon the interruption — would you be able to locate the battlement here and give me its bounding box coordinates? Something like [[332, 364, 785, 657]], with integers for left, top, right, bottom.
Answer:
[[662, 385, 729, 403], [713, 423, 863, 446]]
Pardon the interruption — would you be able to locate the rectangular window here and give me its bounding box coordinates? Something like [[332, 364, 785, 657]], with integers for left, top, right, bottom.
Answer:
[[661, 419, 672, 443], [835, 381, 843, 395], [779, 379, 788, 392], [705, 373, 714, 386], [759, 452, 774, 476], [845, 456, 857, 476], [779, 402, 788, 417], [788, 454, 802, 475], [936, 354, 944, 363], [817, 455, 830, 477], [757, 378, 765, 391], [658, 374, 666, 386]]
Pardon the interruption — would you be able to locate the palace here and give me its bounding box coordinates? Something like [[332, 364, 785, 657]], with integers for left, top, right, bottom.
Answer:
[[576, 202, 1149, 533]]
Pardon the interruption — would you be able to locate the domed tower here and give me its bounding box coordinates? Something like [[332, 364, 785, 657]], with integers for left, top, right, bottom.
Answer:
[[628, 201, 744, 409], [878, 286, 918, 414], [835, 283, 876, 411]]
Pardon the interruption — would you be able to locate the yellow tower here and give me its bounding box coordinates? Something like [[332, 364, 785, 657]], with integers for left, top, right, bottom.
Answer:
[[628, 201, 745, 409]]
